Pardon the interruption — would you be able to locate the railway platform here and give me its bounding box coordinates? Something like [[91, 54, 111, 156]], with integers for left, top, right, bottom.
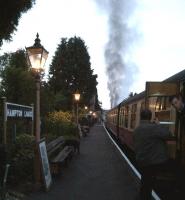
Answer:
[[25, 124, 149, 200]]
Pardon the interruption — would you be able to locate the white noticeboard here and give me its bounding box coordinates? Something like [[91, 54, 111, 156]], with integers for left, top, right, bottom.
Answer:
[[38, 140, 52, 191]]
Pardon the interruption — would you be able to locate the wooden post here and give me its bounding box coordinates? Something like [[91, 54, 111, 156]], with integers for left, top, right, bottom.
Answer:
[[76, 102, 79, 125], [34, 76, 41, 189], [31, 103, 34, 136], [2, 97, 7, 145], [35, 78, 41, 142]]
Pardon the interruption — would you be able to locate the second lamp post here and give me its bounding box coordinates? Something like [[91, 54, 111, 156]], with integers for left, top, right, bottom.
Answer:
[[74, 91, 80, 125]]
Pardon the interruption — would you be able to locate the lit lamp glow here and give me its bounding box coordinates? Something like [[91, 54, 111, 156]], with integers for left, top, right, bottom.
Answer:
[[74, 91, 81, 101], [26, 33, 48, 72], [74, 90, 81, 125], [85, 106, 88, 110]]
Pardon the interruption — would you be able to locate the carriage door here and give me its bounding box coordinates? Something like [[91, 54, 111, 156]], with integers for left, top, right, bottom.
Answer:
[[179, 81, 185, 164], [145, 82, 180, 160]]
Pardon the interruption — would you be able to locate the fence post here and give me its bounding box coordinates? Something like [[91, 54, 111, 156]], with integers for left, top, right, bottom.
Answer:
[[2, 97, 7, 145], [31, 103, 34, 136]]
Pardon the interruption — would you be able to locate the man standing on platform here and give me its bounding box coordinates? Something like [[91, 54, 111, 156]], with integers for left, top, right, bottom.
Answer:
[[169, 94, 185, 141], [134, 109, 171, 200]]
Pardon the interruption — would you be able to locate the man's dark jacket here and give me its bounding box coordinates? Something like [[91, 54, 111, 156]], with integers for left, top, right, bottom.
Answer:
[[133, 121, 170, 167], [178, 105, 185, 135]]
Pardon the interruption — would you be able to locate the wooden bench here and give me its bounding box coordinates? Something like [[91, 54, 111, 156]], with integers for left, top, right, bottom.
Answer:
[[50, 146, 74, 174], [46, 136, 74, 175]]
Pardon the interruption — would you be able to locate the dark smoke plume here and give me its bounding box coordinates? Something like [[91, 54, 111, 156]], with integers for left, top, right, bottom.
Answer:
[[94, 0, 137, 108]]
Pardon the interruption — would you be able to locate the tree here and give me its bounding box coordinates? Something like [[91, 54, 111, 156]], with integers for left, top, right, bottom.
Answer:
[[49, 36, 98, 110], [0, 49, 36, 105], [0, 0, 35, 46]]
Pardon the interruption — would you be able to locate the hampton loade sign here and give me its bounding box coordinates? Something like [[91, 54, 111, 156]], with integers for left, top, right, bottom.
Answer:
[[5, 102, 33, 121], [1, 98, 34, 145]]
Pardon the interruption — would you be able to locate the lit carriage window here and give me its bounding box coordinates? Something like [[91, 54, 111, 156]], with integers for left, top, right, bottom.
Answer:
[[122, 107, 125, 127], [141, 102, 145, 111], [155, 97, 170, 111], [124, 106, 129, 128], [113, 110, 114, 124], [155, 97, 161, 111], [165, 97, 171, 109], [119, 108, 121, 126], [131, 104, 137, 129], [121, 107, 124, 127], [115, 109, 118, 124], [161, 97, 165, 110], [114, 110, 115, 124], [119, 107, 124, 127]]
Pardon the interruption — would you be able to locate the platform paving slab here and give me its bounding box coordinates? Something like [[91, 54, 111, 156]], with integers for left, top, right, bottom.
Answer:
[[24, 124, 140, 200]]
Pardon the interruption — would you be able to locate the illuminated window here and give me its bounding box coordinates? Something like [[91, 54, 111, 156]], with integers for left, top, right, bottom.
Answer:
[[124, 106, 129, 128], [131, 104, 137, 129], [119, 107, 124, 127], [155, 97, 170, 111], [141, 101, 145, 111]]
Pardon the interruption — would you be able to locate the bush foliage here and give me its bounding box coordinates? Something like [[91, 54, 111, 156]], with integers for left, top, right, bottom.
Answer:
[[45, 111, 78, 140], [8, 134, 35, 184]]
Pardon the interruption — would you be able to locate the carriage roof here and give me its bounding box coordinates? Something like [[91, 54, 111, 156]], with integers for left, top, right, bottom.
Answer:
[[118, 69, 185, 106]]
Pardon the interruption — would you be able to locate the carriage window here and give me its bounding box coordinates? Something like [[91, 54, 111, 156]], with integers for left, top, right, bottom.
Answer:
[[119, 107, 124, 127], [121, 107, 124, 127], [113, 109, 117, 124], [110, 111, 113, 124], [119, 108, 122, 126], [114, 110, 116, 124], [131, 104, 137, 129], [113, 110, 115, 124], [155, 97, 171, 111], [141, 101, 145, 111], [116, 109, 119, 124], [124, 106, 129, 128]]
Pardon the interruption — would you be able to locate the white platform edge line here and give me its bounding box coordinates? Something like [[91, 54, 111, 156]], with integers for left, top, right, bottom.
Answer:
[[103, 124, 161, 200]]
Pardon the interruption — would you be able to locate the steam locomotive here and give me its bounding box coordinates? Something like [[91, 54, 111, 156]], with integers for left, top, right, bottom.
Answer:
[[105, 69, 185, 164]]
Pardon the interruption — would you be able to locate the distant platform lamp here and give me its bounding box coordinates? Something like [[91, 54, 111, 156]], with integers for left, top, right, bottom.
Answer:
[[74, 91, 81, 125], [26, 33, 49, 186]]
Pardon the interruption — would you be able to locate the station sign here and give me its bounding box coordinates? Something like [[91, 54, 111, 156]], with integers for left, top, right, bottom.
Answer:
[[5, 102, 33, 121]]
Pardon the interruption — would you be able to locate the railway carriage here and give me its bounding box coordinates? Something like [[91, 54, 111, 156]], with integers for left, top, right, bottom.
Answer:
[[105, 69, 185, 164]]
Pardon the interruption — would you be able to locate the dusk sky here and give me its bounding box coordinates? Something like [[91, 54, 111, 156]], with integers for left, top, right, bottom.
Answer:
[[1, 0, 185, 109]]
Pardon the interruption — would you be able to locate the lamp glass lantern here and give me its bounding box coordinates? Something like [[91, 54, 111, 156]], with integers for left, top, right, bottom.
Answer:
[[74, 91, 81, 101], [26, 33, 48, 72]]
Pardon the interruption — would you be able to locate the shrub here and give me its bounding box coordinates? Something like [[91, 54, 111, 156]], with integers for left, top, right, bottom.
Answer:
[[45, 111, 76, 139], [8, 134, 35, 184]]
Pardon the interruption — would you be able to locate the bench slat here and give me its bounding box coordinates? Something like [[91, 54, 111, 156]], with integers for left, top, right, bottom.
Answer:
[[51, 146, 73, 163], [47, 136, 64, 152], [47, 142, 65, 157]]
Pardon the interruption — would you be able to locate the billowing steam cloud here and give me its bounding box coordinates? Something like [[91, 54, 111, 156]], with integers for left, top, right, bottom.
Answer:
[[94, 0, 137, 108]]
